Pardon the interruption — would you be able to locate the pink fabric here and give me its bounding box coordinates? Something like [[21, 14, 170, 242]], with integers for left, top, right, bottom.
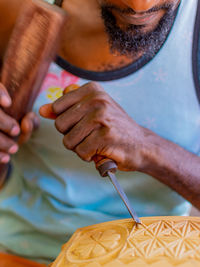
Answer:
[[40, 70, 79, 93]]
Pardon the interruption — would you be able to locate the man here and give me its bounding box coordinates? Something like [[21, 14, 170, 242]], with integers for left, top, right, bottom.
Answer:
[[0, 0, 200, 263]]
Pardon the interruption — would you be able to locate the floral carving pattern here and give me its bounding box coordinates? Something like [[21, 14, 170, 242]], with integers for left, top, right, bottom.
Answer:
[[67, 225, 128, 263]]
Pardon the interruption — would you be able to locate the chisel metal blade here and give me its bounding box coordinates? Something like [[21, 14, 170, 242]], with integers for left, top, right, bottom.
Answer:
[[107, 171, 141, 224]]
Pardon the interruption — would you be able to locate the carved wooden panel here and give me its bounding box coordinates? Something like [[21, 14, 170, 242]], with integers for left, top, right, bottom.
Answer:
[[51, 217, 200, 267]]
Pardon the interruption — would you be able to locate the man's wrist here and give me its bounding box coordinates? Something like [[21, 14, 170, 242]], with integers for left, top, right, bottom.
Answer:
[[137, 129, 171, 176]]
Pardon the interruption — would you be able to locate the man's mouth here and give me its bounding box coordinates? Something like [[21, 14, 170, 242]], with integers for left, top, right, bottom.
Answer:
[[112, 10, 159, 25]]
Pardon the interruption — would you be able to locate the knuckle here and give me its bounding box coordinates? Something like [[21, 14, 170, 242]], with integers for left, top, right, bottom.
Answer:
[[75, 146, 90, 162], [63, 136, 74, 150], [52, 98, 64, 115], [52, 101, 59, 115], [54, 119, 60, 132], [87, 82, 103, 93], [0, 133, 15, 150], [54, 117, 64, 133], [93, 108, 108, 125], [93, 92, 110, 106], [88, 81, 98, 89], [0, 112, 18, 132]]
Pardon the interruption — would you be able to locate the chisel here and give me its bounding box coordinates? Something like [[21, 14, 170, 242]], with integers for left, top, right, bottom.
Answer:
[[63, 85, 142, 225], [95, 156, 141, 225]]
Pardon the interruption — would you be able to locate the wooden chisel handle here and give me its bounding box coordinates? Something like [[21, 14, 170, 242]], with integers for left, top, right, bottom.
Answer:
[[0, 0, 66, 179], [63, 85, 118, 177], [93, 155, 118, 177], [1, 0, 66, 121]]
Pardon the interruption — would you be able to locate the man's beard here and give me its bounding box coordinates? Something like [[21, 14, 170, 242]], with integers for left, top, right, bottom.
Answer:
[[101, 4, 178, 57]]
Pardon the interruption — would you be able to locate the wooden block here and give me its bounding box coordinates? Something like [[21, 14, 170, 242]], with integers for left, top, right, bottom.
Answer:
[[51, 216, 200, 267]]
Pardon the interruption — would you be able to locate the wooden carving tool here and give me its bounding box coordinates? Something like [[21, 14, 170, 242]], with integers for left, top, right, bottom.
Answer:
[[1, 0, 66, 120], [0, 0, 66, 180]]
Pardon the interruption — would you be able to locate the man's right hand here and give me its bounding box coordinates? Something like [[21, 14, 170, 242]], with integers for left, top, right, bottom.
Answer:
[[0, 83, 19, 163], [0, 83, 40, 164]]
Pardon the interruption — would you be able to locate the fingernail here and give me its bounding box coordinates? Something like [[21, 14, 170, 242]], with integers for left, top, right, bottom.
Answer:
[[1, 155, 10, 163], [8, 145, 18, 154], [11, 125, 20, 136], [1, 95, 11, 107]]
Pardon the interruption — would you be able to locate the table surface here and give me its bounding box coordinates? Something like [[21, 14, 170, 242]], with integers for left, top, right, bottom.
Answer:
[[0, 253, 47, 267]]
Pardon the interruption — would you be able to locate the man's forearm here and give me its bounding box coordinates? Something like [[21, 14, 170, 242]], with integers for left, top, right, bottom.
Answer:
[[140, 132, 200, 209]]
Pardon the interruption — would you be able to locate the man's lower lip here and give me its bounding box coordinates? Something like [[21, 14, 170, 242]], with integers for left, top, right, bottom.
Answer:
[[117, 13, 156, 25]]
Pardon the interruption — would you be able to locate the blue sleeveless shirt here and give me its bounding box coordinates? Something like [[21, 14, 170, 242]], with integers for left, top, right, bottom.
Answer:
[[0, 0, 200, 262]]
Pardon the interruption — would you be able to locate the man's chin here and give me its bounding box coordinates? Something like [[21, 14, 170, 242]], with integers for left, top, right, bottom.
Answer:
[[101, 5, 176, 57]]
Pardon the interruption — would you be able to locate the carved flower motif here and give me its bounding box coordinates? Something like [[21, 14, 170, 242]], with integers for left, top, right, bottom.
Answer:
[[67, 225, 128, 263]]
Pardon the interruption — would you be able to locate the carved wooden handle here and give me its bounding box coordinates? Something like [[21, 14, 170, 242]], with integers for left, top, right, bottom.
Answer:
[[1, 0, 66, 121], [93, 155, 118, 177], [0, 0, 66, 178]]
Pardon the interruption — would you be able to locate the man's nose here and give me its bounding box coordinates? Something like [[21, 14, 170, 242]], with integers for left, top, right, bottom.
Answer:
[[121, 0, 160, 12]]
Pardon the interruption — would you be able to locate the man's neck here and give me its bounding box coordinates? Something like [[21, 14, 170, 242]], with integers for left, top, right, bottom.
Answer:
[[59, 0, 140, 71]]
